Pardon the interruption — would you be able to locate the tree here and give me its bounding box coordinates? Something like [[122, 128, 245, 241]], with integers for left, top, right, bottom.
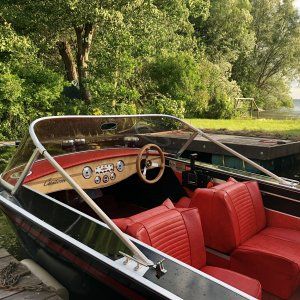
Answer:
[[232, 0, 300, 108], [194, 0, 255, 64], [0, 19, 64, 139], [0, 0, 208, 104]]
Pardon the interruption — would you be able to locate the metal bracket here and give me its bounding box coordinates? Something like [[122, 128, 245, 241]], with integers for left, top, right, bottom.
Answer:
[[119, 251, 149, 271], [118, 252, 168, 279], [153, 259, 167, 279], [116, 252, 149, 276]]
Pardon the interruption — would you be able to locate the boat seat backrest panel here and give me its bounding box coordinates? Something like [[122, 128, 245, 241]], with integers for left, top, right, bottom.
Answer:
[[190, 181, 266, 253], [126, 207, 206, 269], [113, 199, 174, 232]]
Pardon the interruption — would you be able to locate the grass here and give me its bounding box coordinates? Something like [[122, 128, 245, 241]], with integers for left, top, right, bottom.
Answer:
[[0, 213, 24, 259], [0, 146, 25, 259], [184, 118, 300, 140]]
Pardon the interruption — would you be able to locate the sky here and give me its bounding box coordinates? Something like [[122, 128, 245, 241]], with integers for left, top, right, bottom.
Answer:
[[291, 1, 300, 99]]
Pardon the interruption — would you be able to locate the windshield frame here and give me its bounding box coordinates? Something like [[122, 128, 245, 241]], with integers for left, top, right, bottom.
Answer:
[[28, 114, 198, 157]]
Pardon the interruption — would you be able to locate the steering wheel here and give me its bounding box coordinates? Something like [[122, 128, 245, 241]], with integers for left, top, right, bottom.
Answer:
[[136, 144, 165, 184]]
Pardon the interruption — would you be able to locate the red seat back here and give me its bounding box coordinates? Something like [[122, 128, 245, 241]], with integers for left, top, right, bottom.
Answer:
[[128, 207, 206, 269], [113, 199, 174, 232], [116, 204, 206, 269], [190, 181, 266, 253]]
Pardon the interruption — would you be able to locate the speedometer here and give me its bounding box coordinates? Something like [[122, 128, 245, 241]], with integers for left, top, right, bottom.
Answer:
[[116, 160, 125, 172]]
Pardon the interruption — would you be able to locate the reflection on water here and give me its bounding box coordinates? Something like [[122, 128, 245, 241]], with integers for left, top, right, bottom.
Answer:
[[259, 99, 300, 119]]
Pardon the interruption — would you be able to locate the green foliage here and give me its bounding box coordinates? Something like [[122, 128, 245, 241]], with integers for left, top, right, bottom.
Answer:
[[0, 22, 65, 139], [196, 0, 255, 63], [0, 0, 299, 141], [232, 0, 300, 109]]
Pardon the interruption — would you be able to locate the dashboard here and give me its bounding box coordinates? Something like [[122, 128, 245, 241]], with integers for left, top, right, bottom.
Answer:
[[24, 149, 161, 194], [26, 155, 137, 194]]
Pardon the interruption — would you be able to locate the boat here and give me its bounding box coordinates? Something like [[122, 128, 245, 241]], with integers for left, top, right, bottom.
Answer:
[[0, 114, 299, 299]]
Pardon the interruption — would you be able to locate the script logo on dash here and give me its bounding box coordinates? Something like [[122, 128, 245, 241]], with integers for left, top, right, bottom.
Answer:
[[44, 177, 66, 186]]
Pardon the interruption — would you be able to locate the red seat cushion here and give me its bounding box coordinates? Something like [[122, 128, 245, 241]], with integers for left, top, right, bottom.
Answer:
[[127, 207, 207, 269], [201, 266, 262, 299], [113, 199, 174, 232], [231, 227, 300, 299], [190, 181, 266, 253]]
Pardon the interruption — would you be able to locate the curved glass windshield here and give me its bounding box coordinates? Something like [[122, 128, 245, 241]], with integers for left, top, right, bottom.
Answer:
[[2, 115, 196, 186]]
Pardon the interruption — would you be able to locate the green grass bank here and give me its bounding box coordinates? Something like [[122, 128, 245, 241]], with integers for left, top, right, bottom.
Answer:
[[185, 119, 300, 140]]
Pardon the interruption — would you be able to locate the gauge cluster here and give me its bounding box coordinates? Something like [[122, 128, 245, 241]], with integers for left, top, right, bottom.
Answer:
[[82, 160, 125, 185], [26, 150, 139, 194]]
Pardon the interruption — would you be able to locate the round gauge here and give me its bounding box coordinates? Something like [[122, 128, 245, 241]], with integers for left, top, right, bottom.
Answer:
[[110, 172, 116, 180], [94, 176, 101, 184], [103, 175, 109, 183], [82, 166, 93, 179], [116, 160, 125, 172]]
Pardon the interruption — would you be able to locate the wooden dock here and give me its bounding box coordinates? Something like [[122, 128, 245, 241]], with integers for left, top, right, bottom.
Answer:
[[0, 248, 61, 300]]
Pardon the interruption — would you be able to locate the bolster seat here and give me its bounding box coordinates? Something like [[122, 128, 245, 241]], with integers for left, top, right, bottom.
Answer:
[[113, 200, 262, 299], [185, 181, 300, 299]]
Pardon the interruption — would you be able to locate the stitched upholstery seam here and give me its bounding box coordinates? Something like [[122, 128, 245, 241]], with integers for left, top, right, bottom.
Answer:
[[179, 210, 194, 267], [225, 191, 241, 247], [146, 215, 180, 230], [136, 223, 152, 246], [149, 228, 185, 244], [153, 233, 188, 249], [244, 183, 259, 232]]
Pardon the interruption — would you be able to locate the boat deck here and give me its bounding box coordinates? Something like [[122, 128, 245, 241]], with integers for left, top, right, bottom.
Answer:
[[176, 133, 300, 160], [0, 248, 61, 300]]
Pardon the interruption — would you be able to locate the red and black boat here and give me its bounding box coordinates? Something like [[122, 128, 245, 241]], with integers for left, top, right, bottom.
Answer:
[[0, 115, 299, 299]]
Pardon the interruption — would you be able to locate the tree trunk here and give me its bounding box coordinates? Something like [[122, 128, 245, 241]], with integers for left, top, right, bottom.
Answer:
[[57, 41, 78, 83], [75, 23, 95, 103]]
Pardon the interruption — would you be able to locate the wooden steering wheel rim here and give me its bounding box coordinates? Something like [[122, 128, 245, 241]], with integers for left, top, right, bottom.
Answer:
[[136, 144, 165, 184]]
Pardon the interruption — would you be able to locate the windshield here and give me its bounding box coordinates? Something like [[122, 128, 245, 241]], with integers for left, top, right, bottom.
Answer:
[[2, 115, 197, 186]]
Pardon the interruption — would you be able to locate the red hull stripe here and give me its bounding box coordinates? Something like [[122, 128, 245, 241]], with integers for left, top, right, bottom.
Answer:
[[11, 213, 145, 299]]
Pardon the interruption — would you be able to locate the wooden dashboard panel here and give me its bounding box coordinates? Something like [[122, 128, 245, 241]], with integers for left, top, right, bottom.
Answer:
[[26, 154, 160, 194]]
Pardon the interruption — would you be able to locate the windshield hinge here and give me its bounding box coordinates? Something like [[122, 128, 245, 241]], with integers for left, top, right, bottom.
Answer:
[[153, 259, 167, 279], [119, 252, 167, 278]]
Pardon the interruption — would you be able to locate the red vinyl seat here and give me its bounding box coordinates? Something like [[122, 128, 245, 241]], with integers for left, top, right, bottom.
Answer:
[[113, 200, 262, 299], [182, 181, 300, 299]]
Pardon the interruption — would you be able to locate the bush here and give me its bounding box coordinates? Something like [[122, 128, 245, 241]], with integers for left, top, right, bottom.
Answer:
[[144, 94, 185, 118]]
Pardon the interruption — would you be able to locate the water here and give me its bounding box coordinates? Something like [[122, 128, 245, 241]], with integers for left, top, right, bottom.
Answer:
[[259, 99, 300, 119]]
